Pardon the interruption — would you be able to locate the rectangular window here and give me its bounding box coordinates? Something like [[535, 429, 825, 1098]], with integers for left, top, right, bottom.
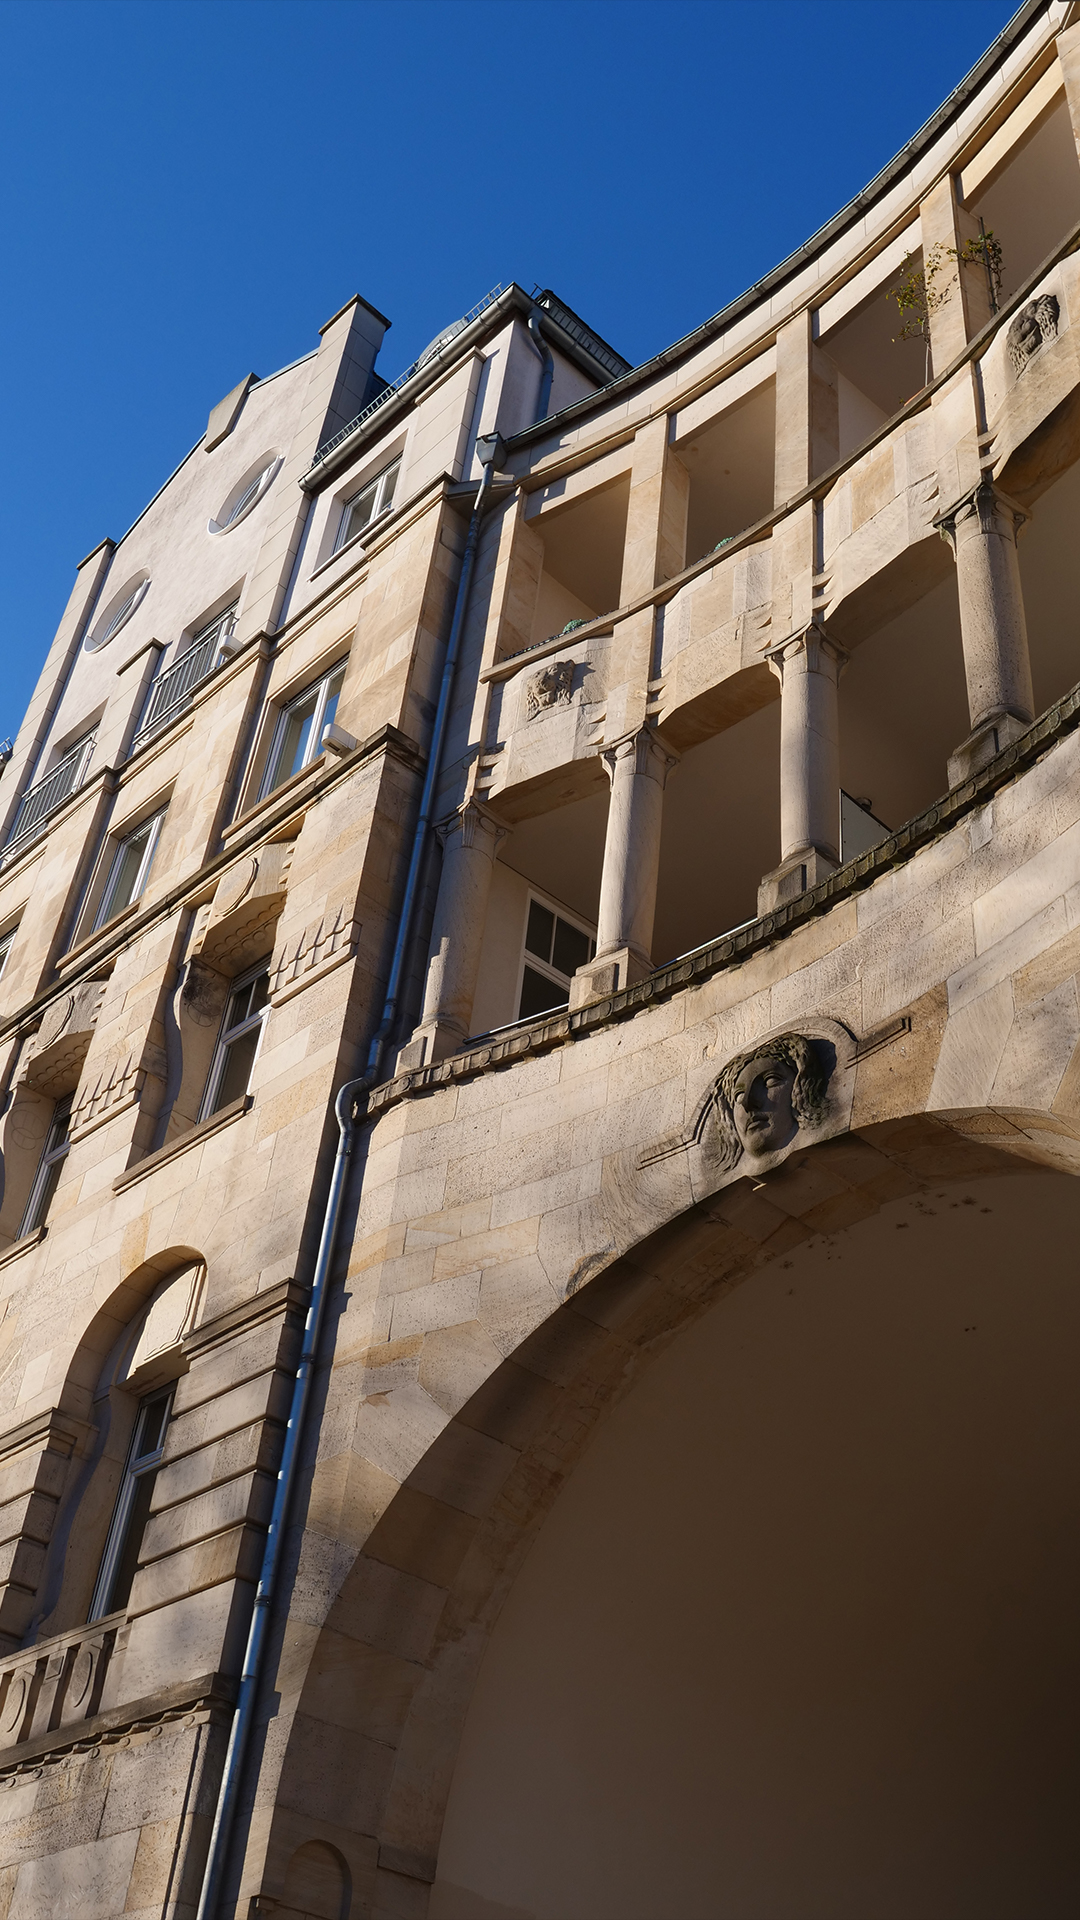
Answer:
[[259, 662, 346, 799], [0, 925, 17, 980], [88, 1387, 173, 1622], [201, 961, 271, 1118], [333, 458, 400, 554], [517, 896, 596, 1020], [20, 1093, 73, 1237], [93, 809, 165, 931]]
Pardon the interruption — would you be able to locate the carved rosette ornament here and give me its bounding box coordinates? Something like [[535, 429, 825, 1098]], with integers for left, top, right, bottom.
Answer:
[[1007, 293, 1059, 375]]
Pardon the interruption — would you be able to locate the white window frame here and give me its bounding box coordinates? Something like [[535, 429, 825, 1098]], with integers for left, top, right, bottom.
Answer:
[[333, 458, 401, 554], [208, 455, 282, 536], [257, 660, 347, 801], [0, 924, 18, 981], [199, 960, 272, 1120], [88, 1385, 173, 1623], [85, 577, 150, 652], [516, 891, 596, 1020], [19, 1092, 73, 1237], [92, 808, 166, 932]]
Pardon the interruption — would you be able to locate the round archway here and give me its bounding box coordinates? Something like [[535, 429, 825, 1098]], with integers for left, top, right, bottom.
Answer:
[[431, 1165, 1080, 1919]]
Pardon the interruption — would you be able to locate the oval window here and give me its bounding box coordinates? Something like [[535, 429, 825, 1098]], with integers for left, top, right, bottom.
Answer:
[[85, 575, 150, 652], [208, 454, 282, 535]]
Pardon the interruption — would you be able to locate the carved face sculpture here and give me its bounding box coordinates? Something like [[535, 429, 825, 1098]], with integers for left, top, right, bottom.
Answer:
[[731, 1053, 798, 1157]]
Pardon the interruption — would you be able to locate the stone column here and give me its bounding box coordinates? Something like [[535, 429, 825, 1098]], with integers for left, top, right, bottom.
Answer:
[[397, 800, 507, 1070], [937, 481, 1034, 783], [774, 309, 839, 504], [921, 174, 993, 374], [758, 623, 845, 913], [569, 727, 679, 1008]]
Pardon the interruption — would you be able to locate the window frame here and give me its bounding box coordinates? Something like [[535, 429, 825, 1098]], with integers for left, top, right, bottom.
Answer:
[[87, 1385, 174, 1623], [199, 958, 272, 1120], [0, 923, 18, 982], [92, 807, 166, 933], [19, 1092, 74, 1238], [257, 660, 347, 801], [516, 891, 597, 1022], [332, 457, 401, 555], [85, 576, 150, 653]]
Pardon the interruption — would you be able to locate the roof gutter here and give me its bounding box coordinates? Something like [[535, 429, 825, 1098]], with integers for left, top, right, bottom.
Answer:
[[301, 285, 621, 492], [504, 0, 1051, 455]]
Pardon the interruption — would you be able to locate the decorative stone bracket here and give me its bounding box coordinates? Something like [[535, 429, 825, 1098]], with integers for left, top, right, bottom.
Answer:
[[18, 982, 106, 1099], [195, 840, 294, 975]]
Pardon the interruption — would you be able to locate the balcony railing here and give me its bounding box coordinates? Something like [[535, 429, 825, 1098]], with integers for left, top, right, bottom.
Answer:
[[4, 732, 97, 853], [132, 623, 229, 747]]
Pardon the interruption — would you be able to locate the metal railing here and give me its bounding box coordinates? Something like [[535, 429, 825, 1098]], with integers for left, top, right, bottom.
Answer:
[[5, 732, 97, 852], [309, 284, 507, 472], [133, 627, 224, 746]]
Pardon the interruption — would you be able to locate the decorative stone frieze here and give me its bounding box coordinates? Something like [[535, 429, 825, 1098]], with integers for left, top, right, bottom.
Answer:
[[269, 898, 361, 1004]]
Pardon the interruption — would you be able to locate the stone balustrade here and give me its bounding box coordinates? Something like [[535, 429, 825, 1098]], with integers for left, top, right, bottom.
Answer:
[[0, 1617, 117, 1754]]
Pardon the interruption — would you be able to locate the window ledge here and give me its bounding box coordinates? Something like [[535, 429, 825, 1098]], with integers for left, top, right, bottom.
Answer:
[[0, 1226, 46, 1273], [60, 898, 141, 974], [112, 1095, 253, 1194], [222, 754, 328, 845]]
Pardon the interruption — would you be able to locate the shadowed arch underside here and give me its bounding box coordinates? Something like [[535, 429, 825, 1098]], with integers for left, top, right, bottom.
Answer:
[[257, 1111, 1080, 1917]]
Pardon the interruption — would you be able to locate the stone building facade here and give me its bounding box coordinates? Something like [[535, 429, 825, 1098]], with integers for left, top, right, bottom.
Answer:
[[3, 3, 1080, 1913]]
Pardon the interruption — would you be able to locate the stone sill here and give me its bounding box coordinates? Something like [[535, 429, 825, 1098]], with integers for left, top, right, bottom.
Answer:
[[0, 1227, 46, 1274], [59, 897, 142, 975], [369, 680, 1080, 1118], [112, 1095, 252, 1193]]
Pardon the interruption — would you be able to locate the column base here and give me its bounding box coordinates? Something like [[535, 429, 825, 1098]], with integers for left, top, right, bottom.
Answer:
[[394, 1019, 466, 1074], [947, 710, 1031, 786], [757, 847, 838, 915], [568, 946, 651, 1010]]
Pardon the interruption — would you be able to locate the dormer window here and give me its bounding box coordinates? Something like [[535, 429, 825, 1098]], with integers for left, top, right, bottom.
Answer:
[[333, 458, 400, 553]]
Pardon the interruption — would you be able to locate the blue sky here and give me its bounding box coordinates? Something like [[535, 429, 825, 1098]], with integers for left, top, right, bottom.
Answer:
[[0, 0, 1016, 738]]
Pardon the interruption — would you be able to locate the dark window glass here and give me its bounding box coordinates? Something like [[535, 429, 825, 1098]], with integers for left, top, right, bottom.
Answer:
[[103, 1467, 159, 1616], [519, 966, 567, 1020], [552, 917, 591, 977], [90, 1386, 173, 1622], [20, 1094, 73, 1236], [525, 901, 554, 962]]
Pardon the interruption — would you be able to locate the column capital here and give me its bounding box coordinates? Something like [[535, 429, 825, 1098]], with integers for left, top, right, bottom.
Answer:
[[934, 477, 1028, 550], [765, 621, 847, 684], [434, 798, 508, 854], [600, 726, 680, 788]]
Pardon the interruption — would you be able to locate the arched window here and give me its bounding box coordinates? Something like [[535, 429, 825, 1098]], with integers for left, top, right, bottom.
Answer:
[[85, 1260, 204, 1624]]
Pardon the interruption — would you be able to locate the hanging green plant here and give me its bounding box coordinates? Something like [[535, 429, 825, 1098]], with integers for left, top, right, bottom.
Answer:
[[890, 229, 1004, 385]]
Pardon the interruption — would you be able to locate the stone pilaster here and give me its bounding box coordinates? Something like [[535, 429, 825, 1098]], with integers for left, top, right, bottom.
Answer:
[[397, 800, 508, 1069], [758, 622, 845, 912], [936, 480, 1034, 783], [569, 727, 679, 1008]]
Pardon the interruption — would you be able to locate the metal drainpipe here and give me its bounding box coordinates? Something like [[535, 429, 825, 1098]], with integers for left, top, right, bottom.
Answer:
[[194, 429, 508, 1919], [527, 309, 554, 423]]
